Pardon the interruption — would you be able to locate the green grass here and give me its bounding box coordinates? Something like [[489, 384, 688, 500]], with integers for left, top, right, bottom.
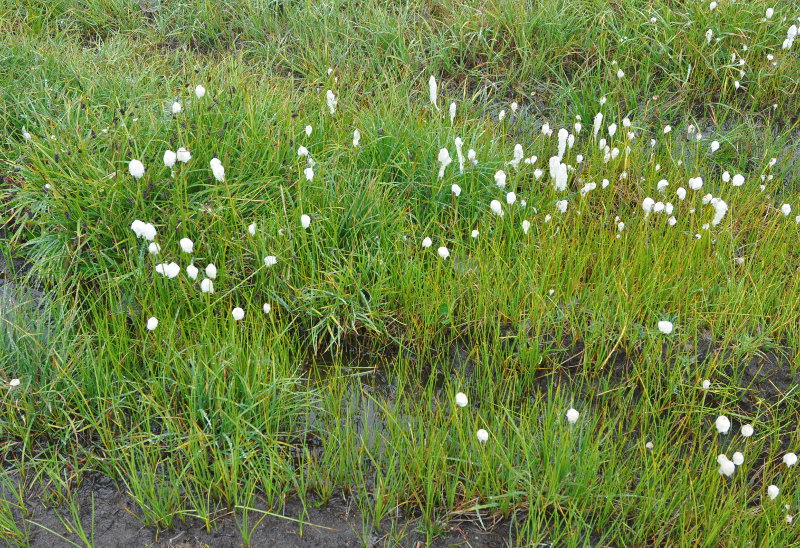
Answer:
[[1, 1, 800, 546]]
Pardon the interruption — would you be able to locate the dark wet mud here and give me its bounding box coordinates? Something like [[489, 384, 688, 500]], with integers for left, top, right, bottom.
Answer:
[[6, 473, 510, 548]]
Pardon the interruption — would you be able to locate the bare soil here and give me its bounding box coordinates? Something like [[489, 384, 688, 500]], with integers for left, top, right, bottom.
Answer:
[[11, 473, 510, 548]]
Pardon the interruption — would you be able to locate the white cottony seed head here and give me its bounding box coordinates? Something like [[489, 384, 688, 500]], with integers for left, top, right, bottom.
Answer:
[[163, 150, 177, 167], [438, 148, 452, 179], [211, 160, 225, 182], [490, 200, 503, 216], [179, 238, 194, 254], [566, 408, 580, 424], [176, 147, 191, 163], [719, 458, 735, 477], [429, 75, 438, 109], [129, 159, 145, 179], [140, 223, 156, 242], [326, 90, 337, 114]]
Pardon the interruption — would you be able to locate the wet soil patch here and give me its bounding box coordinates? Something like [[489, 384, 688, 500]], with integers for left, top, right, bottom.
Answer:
[[6, 473, 510, 548], [461, 328, 797, 415], [726, 347, 798, 414]]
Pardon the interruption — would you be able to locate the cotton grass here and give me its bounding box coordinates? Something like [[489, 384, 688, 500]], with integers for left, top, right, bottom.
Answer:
[[129, 159, 145, 179], [179, 238, 194, 254], [718, 457, 735, 477], [210, 158, 225, 182], [715, 415, 731, 435], [163, 150, 176, 168], [566, 408, 580, 424], [490, 200, 503, 216]]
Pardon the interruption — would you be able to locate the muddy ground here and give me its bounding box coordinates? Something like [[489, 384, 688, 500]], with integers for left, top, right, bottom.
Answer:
[[6, 473, 510, 548]]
